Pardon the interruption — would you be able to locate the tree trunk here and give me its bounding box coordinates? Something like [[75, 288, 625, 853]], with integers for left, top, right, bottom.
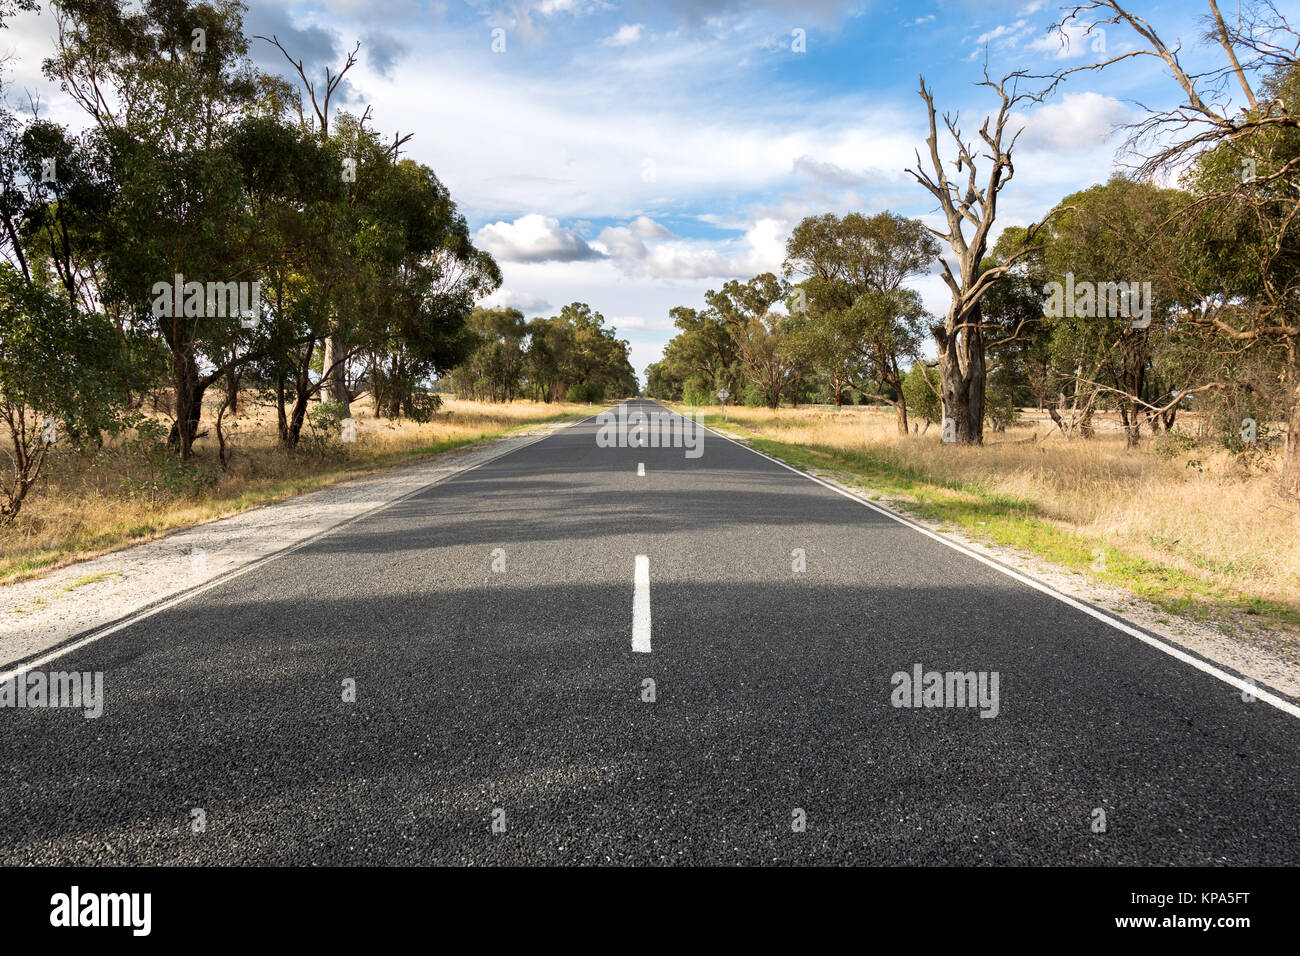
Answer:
[[286, 384, 311, 447], [225, 367, 240, 416], [888, 362, 908, 434], [1282, 343, 1300, 501], [1122, 402, 1141, 448], [276, 373, 290, 445], [937, 304, 985, 445], [168, 350, 205, 460], [1079, 405, 1095, 439], [322, 334, 350, 413]]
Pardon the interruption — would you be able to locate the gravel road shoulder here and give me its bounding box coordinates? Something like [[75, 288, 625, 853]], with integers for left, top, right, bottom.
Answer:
[[0, 421, 573, 670]]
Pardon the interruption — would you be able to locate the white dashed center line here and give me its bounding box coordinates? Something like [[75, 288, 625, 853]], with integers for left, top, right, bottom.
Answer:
[[632, 554, 651, 653], [637, 462, 645, 476]]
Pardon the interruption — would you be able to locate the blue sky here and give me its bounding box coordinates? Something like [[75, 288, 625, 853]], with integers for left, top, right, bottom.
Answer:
[[5, 0, 1277, 379]]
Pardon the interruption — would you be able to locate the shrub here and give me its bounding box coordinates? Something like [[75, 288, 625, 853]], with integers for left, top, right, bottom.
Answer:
[[565, 382, 606, 403], [682, 380, 712, 407], [902, 364, 941, 425], [301, 401, 351, 457], [120, 417, 218, 504]]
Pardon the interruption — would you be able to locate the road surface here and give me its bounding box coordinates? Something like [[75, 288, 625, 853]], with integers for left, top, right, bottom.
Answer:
[[1, 400, 1296, 865]]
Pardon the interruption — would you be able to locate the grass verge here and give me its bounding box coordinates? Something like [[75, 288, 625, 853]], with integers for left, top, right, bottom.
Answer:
[[693, 409, 1300, 635], [1, 401, 599, 584]]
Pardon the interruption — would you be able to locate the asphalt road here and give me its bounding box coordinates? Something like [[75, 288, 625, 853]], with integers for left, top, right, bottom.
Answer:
[[1, 399, 1297, 865]]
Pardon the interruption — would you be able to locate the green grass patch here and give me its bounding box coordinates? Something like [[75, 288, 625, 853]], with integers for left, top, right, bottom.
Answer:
[[63, 571, 115, 591]]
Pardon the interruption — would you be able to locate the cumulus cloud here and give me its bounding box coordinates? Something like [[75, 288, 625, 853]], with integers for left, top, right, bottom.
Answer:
[[604, 24, 645, 46], [628, 215, 672, 239], [1028, 21, 1108, 60], [641, 243, 733, 278], [479, 289, 554, 313], [594, 225, 648, 260], [593, 216, 676, 261], [599, 216, 787, 280], [474, 214, 603, 263], [1014, 92, 1132, 152]]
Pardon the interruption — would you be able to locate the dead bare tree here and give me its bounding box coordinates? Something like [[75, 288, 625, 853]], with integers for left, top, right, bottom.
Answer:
[[906, 68, 1060, 445]]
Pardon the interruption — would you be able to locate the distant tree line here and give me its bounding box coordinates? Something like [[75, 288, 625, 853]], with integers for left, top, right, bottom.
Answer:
[[447, 302, 637, 405]]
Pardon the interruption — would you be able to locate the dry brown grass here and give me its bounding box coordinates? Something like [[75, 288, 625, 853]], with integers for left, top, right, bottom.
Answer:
[[0, 394, 592, 582], [696, 402, 1300, 622]]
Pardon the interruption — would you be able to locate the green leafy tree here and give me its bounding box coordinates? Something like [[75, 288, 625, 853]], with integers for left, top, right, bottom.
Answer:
[[784, 211, 936, 427], [901, 363, 941, 430], [0, 267, 150, 521], [1053, 0, 1300, 493], [706, 273, 794, 409]]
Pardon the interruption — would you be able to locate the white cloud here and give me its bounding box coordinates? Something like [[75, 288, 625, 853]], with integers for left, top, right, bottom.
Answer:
[[358, 16, 922, 222], [604, 23, 645, 47], [594, 225, 648, 260], [1015, 92, 1132, 152], [610, 315, 677, 331], [591, 216, 674, 260], [964, 18, 1036, 60], [479, 289, 554, 313], [629, 216, 672, 239], [791, 155, 886, 188], [1029, 21, 1108, 60], [613, 216, 788, 280], [474, 214, 602, 263], [973, 19, 1028, 47], [641, 243, 733, 279], [537, 0, 597, 15]]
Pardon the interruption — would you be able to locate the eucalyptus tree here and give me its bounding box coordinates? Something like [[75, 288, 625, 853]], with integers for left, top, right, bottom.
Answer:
[[44, 0, 295, 458], [706, 274, 796, 410], [784, 211, 936, 427], [1053, 0, 1300, 493]]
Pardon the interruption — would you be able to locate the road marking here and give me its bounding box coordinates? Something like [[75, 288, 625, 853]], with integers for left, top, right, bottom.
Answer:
[[659, 405, 1300, 722], [637, 462, 645, 476], [633, 554, 651, 653]]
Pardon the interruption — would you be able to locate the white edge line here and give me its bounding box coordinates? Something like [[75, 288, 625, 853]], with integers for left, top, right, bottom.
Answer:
[[679, 409, 1300, 722], [0, 414, 600, 684]]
